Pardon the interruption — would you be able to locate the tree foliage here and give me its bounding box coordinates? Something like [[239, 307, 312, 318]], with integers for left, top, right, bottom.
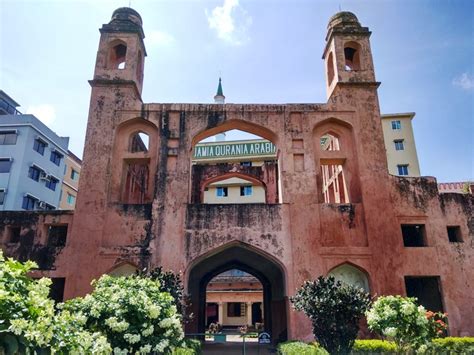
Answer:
[[290, 276, 371, 354]]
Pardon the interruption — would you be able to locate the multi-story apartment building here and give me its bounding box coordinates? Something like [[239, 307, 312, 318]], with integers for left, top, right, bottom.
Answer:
[[381, 112, 421, 177], [59, 151, 81, 209], [0, 91, 69, 210]]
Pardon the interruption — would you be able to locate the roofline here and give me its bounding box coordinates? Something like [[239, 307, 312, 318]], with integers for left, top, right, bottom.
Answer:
[[381, 112, 416, 119], [67, 150, 82, 164], [0, 119, 69, 155], [0, 90, 20, 107]]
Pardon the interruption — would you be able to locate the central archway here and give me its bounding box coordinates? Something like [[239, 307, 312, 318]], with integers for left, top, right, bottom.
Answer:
[[186, 243, 288, 343]]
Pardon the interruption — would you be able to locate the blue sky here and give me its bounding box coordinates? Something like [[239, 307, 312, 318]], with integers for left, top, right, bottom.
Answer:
[[1, 0, 473, 182]]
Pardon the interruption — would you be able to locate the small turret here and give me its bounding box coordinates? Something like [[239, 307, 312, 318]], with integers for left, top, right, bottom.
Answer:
[[214, 77, 225, 104], [322, 11, 376, 99], [92, 7, 147, 96]]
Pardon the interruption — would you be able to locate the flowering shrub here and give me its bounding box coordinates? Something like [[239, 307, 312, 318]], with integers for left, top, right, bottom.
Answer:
[[425, 310, 448, 338], [366, 295, 445, 352], [290, 276, 371, 354], [0, 250, 111, 353], [63, 274, 186, 354], [144, 266, 190, 322]]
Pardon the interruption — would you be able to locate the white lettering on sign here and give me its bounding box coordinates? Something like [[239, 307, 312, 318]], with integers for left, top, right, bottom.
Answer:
[[193, 141, 277, 159]]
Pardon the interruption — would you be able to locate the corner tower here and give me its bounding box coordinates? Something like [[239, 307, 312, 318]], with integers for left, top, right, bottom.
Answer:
[[322, 12, 376, 99], [65, 8, 147, 297], [93, 7, 146, 96]]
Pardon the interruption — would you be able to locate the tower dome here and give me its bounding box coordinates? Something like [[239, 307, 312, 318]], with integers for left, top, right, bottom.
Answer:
[[111, 7, 143, 27], [327, 11, 361, 30], [101, 7, 145, 38]]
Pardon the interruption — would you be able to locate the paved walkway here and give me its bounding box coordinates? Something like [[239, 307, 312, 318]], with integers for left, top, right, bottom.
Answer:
[[202, 341, 274, 355]]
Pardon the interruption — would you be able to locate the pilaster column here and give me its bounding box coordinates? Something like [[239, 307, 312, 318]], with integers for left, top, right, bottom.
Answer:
[[218, 302, 224, 325], [246, 302, 253, 326]]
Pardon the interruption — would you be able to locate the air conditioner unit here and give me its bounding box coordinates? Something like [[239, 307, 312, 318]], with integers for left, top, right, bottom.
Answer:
[[39, 171, 50, 180], [38, 201, 47, 209]]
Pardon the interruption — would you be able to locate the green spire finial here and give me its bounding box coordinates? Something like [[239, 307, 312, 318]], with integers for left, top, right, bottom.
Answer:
[[216, 77, 224, 96]]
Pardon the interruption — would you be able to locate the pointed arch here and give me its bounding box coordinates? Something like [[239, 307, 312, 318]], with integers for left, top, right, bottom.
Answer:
[[111, 118, 158, 204], [327, 262, 370, 293], [201, 172, 267, 204], [191, 119, 279, 150], [185, 241, 288, 341], [107, 261, 138, 277], [107, 39, 128, 70], [313, 117, 361, 203]]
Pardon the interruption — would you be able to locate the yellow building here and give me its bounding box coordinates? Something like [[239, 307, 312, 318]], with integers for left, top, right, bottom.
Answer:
[[381, 113, 421, 177], [59, 151, 81, 209], [206, 270, 263, 329]]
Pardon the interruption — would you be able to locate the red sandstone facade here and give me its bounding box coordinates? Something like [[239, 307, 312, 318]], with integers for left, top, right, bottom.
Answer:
[[1, 9, 473, 340]]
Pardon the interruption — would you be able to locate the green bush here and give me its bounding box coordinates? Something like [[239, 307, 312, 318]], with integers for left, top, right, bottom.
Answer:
[[180, 338, 201, 354], [172, 347, 194, 355], [352, 337, 474, 354], [352, 339, 396, 354], [427, 337, 474, 354], [277, 341, 328, 355], [291, 276, 371, 354]]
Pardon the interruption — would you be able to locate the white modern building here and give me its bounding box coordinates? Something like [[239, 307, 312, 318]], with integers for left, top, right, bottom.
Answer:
[[0, 91, 69, 210]]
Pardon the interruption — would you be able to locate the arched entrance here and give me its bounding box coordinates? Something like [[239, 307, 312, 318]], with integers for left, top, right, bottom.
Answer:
[[186, 243, 288, 343]]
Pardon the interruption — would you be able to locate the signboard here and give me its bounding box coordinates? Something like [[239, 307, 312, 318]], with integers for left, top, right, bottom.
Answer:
[[193, 141, 276, 160], [258, 332, 271, 344]]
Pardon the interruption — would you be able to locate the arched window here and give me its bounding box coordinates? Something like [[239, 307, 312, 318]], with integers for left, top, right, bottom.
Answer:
[[314, 119, 360, 204], [108, 263, 138, 277], [320, 133, 340, 151], [202, 174, 266, 204], [191, 124, 280, 204], [328, 264, 369, 293], [113, 119, 157, 204], [344, 42, 361, 71], [327, 52, 335, 84], [129, 132, 149, 153], [108, 42, 127, 69]]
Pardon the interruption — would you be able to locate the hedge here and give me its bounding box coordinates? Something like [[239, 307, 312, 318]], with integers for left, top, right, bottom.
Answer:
[[352, 340, 397, 354], [278, 337, 474, 355], [352, 338, 474, 354], [172, 338, 202, 355], [428, 337, 474, 354], [277, 341, 328, 355]]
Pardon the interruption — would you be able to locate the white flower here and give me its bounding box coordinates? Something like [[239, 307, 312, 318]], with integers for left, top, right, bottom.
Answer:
[[124, 333, 141, 344], [383, 327, 397, 337], [141, 325, 154, 336], [139, 344, 152, 353], [401, 301, 416, 315], [113, 347, 128, 355], [148, 304, 161, 319]]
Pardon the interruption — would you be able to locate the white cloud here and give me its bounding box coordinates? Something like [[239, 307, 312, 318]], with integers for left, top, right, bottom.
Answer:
[[452, 72, 474, 90], [147, 30, 175, 47], [26, 104, 56, 125], [206, 0, 252, 45]]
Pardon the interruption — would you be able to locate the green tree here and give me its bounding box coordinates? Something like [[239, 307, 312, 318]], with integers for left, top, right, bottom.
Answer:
[[290, 276, 371, 354]]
